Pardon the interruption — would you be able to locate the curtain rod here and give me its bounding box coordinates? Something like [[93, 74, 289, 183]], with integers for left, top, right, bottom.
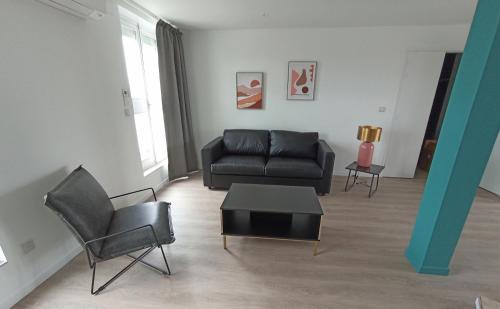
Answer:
[[119, 0, 178, 29]]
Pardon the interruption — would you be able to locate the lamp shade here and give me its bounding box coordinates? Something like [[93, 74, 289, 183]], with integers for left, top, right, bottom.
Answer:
[[357, 125, 382, 143]]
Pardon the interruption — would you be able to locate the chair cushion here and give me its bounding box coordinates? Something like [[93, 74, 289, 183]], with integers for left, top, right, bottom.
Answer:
[[45, 166, 114, 255], [211, 155, 266, 176], [99, 202, 175, 260], [265, 157, 323, 179], [269, 130, 318, 159], [223, 129, 269, 156]]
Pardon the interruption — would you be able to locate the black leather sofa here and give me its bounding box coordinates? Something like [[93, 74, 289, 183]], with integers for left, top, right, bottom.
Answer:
[[201, 129, 335, 194]]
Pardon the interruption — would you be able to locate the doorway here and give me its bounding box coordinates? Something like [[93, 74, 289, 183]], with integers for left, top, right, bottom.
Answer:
[[416, 53, 462, 175], [385, 51, 445, 178]]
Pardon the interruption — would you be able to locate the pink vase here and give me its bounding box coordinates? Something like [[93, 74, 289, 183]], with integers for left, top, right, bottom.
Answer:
[[357, 142, 374, 167]]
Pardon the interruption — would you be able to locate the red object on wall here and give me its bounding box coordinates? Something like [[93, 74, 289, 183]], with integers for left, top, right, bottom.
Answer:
[[357, 142, 375, 167]]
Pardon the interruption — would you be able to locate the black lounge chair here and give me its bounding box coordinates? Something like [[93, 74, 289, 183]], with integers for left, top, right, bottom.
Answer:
[[44, 165, 174, 295]]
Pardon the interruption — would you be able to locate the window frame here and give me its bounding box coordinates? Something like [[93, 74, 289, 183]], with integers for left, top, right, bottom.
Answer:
[[120, 15, 167, 172]]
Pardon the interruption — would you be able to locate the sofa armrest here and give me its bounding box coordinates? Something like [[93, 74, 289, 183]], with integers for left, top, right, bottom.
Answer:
[[317, 140, 335, 176], [201, 136, 224, 186]]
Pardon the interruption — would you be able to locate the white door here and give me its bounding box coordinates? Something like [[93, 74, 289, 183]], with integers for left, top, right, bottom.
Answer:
[[384, 51, 445, 178]]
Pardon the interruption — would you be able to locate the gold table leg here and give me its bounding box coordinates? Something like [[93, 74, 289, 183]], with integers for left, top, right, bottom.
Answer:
[[313, 216, 323, 256], [223, 235, 227, 249], [313, 241, 319, 256]]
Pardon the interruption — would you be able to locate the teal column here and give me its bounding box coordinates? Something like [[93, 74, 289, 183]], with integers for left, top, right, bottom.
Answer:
[[405, 0, 500, 275]]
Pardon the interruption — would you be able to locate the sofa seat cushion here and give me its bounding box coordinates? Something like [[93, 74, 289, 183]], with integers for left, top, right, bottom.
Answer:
[[265, 157, 323, 179], [211, 155, 266, 176], [270, 130, 318, 159], [99, 202, 175, 260]]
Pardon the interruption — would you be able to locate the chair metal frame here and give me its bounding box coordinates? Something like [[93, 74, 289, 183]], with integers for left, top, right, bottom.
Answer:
[[50, 187, 172, 295]]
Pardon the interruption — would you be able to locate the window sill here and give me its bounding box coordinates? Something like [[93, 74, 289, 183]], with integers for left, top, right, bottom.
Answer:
[[143, 160, 167, 177]]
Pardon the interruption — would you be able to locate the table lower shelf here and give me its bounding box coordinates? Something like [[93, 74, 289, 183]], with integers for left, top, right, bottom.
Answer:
[[221, 210, 321, 241]]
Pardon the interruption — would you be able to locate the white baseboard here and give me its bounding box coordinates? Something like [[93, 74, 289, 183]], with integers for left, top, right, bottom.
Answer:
[[2, 244, 82, 309], [334, 170, 349, 177]]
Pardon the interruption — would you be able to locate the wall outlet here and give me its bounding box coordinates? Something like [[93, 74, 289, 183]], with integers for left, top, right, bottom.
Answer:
[[21, 239, 35, 255]]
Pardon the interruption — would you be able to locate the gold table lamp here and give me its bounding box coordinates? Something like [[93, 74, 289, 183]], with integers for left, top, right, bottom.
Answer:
[[357, 125, 382, 167]]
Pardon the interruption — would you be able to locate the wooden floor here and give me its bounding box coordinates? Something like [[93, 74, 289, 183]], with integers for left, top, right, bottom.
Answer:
[[15, 173, 500, 309]]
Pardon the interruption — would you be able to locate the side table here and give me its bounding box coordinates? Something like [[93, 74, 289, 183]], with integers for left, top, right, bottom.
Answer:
[[344, 161, 385, 197]]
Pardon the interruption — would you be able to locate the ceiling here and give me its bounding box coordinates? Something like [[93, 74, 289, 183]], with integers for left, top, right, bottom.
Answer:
[[133, 0, 477, 30]]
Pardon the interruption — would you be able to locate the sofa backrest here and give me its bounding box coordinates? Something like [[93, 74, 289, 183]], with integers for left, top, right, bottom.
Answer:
[[223, 129, 269, 156], [270, 130, 319, 159]]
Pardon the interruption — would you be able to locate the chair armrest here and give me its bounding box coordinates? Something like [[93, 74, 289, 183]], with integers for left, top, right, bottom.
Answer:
[[109, 188, 157, 201], [317, 140, 335, 175], [84, 224, 159, 266], [201, 136, 224, 185]]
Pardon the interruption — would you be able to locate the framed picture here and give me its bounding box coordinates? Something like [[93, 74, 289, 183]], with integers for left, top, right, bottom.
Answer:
[[287, 61, 317, 100], [236, 72, 263, 109]]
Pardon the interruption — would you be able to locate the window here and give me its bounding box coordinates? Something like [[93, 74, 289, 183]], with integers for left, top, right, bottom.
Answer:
[[0, 245, 6, 267], [120, 10, 167, 172]]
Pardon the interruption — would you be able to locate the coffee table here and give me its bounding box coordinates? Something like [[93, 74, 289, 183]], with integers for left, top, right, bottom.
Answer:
[[220, 183, 324, 255]]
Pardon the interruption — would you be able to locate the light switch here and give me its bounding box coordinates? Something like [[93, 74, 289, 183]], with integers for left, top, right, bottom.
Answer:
[[122, 89, 132, 117]]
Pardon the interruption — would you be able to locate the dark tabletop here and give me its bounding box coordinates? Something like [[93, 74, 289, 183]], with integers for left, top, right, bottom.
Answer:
[[221, 183, 323, 215], [345, 161, 385, 175]]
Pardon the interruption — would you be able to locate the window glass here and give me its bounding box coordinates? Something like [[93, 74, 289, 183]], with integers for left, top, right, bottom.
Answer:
[[120, 16, 167, 171]]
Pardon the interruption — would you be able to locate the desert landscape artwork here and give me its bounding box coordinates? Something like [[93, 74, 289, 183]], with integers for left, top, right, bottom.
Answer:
[[287, 61, 317, 100], [236, 72, 263, 109]]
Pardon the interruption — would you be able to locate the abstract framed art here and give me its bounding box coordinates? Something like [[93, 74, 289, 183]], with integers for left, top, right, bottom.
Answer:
[[287, 61, 317, 100], [236, 72, 263, 109]]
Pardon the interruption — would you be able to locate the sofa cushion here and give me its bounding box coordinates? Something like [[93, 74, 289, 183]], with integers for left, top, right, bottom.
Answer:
[[223, 129, 269, 156], [265, 157, 323, 179], [269, 130, 318, 159], [211, 155, 266, 176]]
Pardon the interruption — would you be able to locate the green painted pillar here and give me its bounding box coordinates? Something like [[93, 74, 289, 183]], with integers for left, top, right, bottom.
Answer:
[[405, 0, 500, 275]]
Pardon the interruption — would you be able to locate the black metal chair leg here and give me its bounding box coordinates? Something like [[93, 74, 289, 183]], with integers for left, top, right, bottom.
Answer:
[[159, 245, 171, 275], [126, 254, 167, 275], [91, 247, 155, 295], [126, 246, 171, 275], [91, 262, 97, 295]]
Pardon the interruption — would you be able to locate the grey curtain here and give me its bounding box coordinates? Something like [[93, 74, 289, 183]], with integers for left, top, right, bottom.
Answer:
[[156, 20, 198, 180]]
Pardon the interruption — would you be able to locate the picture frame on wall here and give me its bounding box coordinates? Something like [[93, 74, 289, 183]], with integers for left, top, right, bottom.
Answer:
[[287, 61, 317, 100], [236, 72, 263, 109]]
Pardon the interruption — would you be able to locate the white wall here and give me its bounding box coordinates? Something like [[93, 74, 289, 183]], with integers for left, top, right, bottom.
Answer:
[[0, 1, 167, 307], [183, 25, 470, 176], [384, 51, 445, 178], [480, 134, 500, 195]]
